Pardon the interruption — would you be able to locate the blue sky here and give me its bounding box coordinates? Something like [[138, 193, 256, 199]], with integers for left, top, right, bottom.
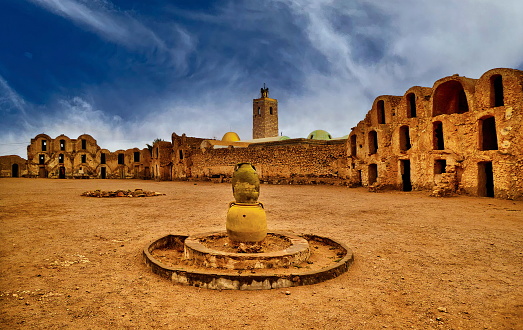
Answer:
[[1, 0, 523, 157]]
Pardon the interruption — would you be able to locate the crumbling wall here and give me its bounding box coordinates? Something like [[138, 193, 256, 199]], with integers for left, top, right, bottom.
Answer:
[[346, 68, 523, 199], [184, 139, 348, 184]]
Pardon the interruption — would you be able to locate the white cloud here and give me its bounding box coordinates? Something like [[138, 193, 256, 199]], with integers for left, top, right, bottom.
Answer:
[[0, 76, 27, 115]]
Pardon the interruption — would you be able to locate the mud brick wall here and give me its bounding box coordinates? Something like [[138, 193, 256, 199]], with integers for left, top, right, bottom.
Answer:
[[346, 68, 523, 199], [188, 140, 348, 184]]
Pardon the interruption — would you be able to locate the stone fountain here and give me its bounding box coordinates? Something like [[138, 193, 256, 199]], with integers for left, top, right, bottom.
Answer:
[[143, 163, 353, 290]]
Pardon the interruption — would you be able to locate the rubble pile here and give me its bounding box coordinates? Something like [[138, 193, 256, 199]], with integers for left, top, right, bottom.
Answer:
[[81, 189, 165, 198]]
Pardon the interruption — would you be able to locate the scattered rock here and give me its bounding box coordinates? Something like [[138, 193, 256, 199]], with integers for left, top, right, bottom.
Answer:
[[81, 189, 165, 198]]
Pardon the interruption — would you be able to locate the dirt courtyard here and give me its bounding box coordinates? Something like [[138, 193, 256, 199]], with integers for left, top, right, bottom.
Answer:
[[0, 178, 522, 329]]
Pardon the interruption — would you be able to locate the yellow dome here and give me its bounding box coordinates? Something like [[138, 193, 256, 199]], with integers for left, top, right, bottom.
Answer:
[[222, 132, 241, 142]]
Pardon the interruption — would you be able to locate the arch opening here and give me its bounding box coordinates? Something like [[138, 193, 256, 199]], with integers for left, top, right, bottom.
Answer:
[[11, 164, 19, 177], [433, 81, 469, 116]]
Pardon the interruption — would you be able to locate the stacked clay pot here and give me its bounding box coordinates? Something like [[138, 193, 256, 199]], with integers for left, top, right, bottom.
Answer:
[[226, 163, 267, 243]]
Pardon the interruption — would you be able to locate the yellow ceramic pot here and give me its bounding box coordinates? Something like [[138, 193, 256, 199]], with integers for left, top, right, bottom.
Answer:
[[226, 202, 267, 243], [231, 163, 260, 203]]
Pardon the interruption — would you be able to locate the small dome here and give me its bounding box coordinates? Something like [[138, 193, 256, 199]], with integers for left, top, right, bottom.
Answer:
[[222, 132, 241, 142], [307, 130, 332, 140]]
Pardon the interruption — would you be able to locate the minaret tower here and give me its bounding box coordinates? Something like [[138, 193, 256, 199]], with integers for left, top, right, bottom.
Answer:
[[252, 84, 278, 139]]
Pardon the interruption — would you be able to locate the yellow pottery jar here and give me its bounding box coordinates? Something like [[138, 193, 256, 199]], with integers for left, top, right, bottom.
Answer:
[[226, 202, 267, 243], [231, 163, 260, 203]]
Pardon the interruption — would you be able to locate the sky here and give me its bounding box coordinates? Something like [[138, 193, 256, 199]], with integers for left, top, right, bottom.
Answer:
[[1, 0, 523, 157]]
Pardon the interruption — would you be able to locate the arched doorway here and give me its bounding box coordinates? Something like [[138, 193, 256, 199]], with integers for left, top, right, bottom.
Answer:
[[101, 167, 107, 179], [11, 164, 19, 177]]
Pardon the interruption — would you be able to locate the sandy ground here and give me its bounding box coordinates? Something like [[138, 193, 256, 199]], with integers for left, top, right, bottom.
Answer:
[[0, 178, 522, 329]]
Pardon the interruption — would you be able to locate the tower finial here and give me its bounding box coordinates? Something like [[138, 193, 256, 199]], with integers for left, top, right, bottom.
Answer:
[[260, 84, 269, 98]]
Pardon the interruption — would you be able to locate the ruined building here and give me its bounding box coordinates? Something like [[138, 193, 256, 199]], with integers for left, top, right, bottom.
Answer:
[[0, 68, 521, 199], [21, 134, 151, 179], [346, 68, 523, 200]]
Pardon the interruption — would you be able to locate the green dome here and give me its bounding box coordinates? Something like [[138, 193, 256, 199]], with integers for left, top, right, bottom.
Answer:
[[307, 130, 332, 140]]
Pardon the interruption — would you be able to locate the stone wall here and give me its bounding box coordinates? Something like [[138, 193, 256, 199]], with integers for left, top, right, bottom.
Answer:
[[0, 155, 28, 177], [175, 139, 348, 184], [26, 133, 151, 179], [346, 68, 523, 199]]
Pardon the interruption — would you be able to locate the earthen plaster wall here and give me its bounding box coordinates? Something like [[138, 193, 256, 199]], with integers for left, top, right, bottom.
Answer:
[[184, 139, 348, 184], [0, 155, 28, 177], [347, 68, 523, 199]]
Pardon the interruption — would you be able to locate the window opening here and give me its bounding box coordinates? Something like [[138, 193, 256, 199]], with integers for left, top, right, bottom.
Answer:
[[118, 154, 124, 165], [479, 116, 498, 150], [39, 154, 45, 165], [269, 107, 273, 115], [433, 121, 444, 150], [134, 151, 140, 162], [434, 159, 447, 174], [368, 131, 378, 155], [399, 126, 411, 152], [407, 93, 417, 118], [81, 154, 86, 163], [59, 154, 64, 163], [490, 75, 504, 107], [41, 140, 47, 151], [377, 100, 386, 124], [101, 153, 106, 164], [81, 139, 87, 149], [179, 150, 184, 160], [350, 135, 357, 157], [60, 139, 66, 150]]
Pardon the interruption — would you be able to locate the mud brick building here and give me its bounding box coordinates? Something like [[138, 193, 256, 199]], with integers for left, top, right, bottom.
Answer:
[[21, 133, 150, 179], [346, 68, 523, 199], [1, 68, 521, 199]]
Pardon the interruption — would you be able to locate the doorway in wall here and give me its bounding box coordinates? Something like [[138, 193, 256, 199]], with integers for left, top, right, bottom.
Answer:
[[59, 166, 66, 179], [400, 160, 412, 191], [368, 164, 378, 185], [101, 167, 106, 179], [478, 161, 494, 197], [39, 167, 46, 178], [11, 164, 19, 177]]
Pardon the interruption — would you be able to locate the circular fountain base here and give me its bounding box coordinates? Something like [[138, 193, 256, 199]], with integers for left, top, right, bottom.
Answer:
[[143, 232, 353, 290]]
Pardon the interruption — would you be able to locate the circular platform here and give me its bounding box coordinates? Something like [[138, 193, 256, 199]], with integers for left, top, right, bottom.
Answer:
[[184, 232, 310, 270], [143, 232, 354, 290]]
